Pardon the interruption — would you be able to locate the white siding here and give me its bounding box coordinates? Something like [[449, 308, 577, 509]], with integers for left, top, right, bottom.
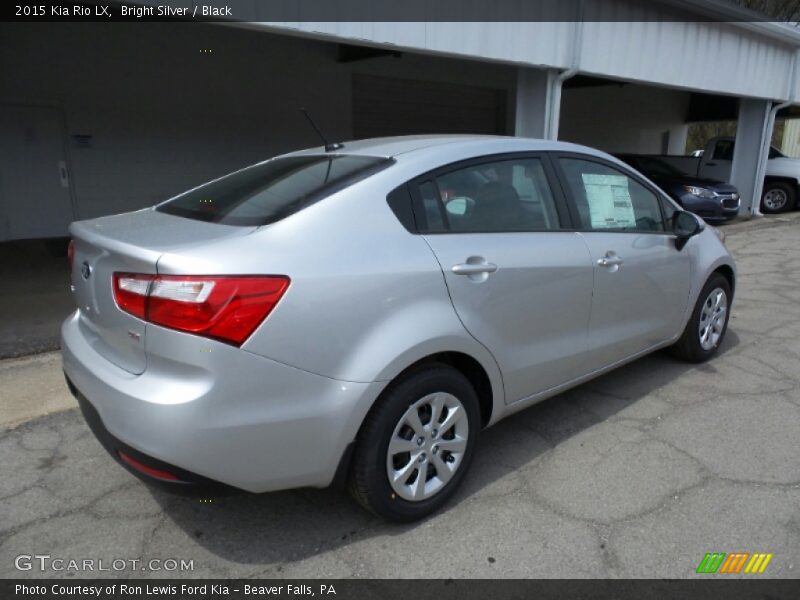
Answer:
[[580, 20, 796, 99], [239, 0, 800, 101]]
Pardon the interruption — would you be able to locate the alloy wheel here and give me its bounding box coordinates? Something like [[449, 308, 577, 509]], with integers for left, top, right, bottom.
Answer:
[[386, 392, 469, 501], [698, 287, 728, 351]]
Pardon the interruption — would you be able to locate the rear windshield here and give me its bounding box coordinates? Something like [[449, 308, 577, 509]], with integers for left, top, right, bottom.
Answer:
[[157, 155, 393, 226]]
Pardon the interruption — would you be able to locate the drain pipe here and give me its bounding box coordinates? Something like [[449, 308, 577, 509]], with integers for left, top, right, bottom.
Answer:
[[751, 48, 800, 217], [547, 0, 586, 140]]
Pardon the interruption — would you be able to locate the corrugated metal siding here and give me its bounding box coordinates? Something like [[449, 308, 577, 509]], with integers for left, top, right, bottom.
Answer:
[[241, 0, 800, 101], [257, 21, 574, 70], [580, 19, 795, 99]]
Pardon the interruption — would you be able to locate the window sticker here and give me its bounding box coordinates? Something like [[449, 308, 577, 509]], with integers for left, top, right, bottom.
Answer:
[[581, 173, 636, 229]]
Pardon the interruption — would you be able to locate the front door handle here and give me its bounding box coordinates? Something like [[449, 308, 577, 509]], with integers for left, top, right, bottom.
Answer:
[[597, 252, 624, 269], [452, 262, 498, 275]]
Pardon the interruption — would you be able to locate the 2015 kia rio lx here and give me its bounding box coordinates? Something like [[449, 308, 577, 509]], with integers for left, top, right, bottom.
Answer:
[[62, 136, 735, 521]]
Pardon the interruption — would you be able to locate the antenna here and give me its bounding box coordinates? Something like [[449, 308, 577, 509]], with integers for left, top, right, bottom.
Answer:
[[300, 108, 343, 152]]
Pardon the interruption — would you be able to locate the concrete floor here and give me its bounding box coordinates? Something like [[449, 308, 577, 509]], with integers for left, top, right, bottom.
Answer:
[[0, 214, 799, 579], [0, 240, 73, 359]]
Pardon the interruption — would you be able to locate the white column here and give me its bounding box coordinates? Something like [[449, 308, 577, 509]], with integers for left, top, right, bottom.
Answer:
[[667, 124, 689, 155], [731, 98, 772, 216], [514, 67, 556, 140]]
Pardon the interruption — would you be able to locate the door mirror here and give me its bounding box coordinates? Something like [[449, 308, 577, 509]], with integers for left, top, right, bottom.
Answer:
[[672, 211, 704, 250]]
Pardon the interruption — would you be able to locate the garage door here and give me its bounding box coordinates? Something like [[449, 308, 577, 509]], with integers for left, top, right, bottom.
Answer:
[[0, 105, 75, 241], [353, 75, 507, 139]]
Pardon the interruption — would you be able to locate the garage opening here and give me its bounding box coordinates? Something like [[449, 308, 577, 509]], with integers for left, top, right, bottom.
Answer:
[[352, 74, 508, 138]]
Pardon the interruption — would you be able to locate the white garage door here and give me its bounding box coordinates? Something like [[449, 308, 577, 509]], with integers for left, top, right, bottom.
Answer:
[[353, 75, 507, 139]]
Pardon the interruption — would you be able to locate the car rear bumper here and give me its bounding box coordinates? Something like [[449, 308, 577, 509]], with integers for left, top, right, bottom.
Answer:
[[61, 310, 383, 493], [66, 375, 234, 494]]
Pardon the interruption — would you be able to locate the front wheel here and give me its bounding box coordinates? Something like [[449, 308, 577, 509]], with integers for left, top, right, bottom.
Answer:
[[670, 274, 731, 362], [761, 182, 795, 214], [348, 364, 480, 522]]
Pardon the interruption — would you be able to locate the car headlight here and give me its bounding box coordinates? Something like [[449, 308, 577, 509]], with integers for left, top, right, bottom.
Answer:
[[683, 185, 716, 199], [710, 225, 726, 246]]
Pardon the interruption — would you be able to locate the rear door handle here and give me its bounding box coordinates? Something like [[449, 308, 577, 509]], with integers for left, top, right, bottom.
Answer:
[[597, 257, 623, 267], [597, 252, 624, 268], [452, 262, 498, 275]]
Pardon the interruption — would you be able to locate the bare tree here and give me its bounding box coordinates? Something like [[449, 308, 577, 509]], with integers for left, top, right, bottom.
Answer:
[[729, 0, 800, 22]]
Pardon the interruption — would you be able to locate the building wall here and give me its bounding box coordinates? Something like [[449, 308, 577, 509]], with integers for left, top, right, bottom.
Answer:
[[252, 0, 800, 101], [558, 83, 691, 154], [0, 23, 517, 223]]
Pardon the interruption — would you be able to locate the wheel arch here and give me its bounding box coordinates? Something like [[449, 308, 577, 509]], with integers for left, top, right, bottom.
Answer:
[[762, 175, 798, 188], [713, 263, 735, 298], [370, 350, 503, 429]]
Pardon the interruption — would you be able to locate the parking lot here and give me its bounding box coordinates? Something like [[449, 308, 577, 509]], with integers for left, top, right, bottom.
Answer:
[[1, 214, 799, 579]]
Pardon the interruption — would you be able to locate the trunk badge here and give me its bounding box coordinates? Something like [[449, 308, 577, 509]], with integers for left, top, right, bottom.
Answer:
[[80, 261, 92, 280]]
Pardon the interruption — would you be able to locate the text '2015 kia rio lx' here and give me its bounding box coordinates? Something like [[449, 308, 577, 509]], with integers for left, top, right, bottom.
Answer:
[[62, 135, 735, 522]]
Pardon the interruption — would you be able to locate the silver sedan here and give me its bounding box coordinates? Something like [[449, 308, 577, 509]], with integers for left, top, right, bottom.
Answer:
[[62, 135, 735, 521]]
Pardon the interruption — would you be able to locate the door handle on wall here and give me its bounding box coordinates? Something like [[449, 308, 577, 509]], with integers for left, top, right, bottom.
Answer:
[[58, 160, 69, 188]]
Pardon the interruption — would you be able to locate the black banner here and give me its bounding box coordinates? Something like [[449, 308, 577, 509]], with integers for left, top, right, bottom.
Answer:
[[4, 579, 800, 600], [3, 0, 782, 23]]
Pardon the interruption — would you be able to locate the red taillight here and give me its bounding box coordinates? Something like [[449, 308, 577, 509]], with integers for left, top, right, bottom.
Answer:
[[112, 273, 289, 346], [118, 450, 181, 482], [112, 273, 152, 320], [67, 240, 75, 270]]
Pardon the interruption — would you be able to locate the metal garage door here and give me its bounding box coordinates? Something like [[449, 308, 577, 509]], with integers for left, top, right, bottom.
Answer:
[[353, 75, 507, 139], [0, 105, 75, 241]]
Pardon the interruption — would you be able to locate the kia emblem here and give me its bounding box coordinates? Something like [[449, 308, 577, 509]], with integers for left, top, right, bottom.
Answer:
[[81, 261, 92, 280]]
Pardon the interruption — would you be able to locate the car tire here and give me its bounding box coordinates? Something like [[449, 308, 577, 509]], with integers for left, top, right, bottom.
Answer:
[[670, 273, 732, 363], [348, 363, 480, 522], [760, 181, 795, 213]]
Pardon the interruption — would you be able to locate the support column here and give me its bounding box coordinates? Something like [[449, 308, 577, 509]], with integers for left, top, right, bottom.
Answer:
[[514, 67, 556, 140], [731, 98, 772, 216], [667, 124, 689, 155]]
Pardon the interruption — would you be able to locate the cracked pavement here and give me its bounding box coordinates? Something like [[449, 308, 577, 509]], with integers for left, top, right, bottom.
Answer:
[[1, 214, 799, 579]]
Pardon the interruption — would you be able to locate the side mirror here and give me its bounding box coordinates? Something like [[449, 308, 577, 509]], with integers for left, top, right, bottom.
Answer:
[[672, 211, 704, 250]]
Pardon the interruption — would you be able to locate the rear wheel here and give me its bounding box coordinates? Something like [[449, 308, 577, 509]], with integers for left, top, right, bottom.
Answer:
[[348, 364, 480, 522], [671, 274, 731, 362], [761, 182, 795, 214]]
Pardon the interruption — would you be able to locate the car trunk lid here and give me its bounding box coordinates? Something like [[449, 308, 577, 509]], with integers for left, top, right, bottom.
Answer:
[[69, 208, 256, 374]]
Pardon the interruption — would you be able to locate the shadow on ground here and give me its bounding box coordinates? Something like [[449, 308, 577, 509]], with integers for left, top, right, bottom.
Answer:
[[148, 331, 740, 568]]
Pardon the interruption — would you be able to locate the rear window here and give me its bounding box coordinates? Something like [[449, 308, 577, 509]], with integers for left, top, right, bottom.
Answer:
[[157, 155, 393, 226]]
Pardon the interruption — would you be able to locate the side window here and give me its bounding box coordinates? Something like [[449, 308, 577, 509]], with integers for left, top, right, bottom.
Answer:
[[558, 158, 665, 233], [420, 157, 561, 233], [712, 140, 734, 161], [418, 181, 445, 231]]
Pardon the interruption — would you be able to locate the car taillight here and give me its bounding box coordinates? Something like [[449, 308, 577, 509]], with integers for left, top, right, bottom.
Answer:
[[112, 273, 290, 345], [67, 240, 75, 270], [113, 273, 152, 320]]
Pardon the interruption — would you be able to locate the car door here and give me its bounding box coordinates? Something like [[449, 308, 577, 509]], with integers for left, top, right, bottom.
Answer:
[[415, 154, 594, 404], [700, 139, 734, 182], [554, 155, 691, 371]]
